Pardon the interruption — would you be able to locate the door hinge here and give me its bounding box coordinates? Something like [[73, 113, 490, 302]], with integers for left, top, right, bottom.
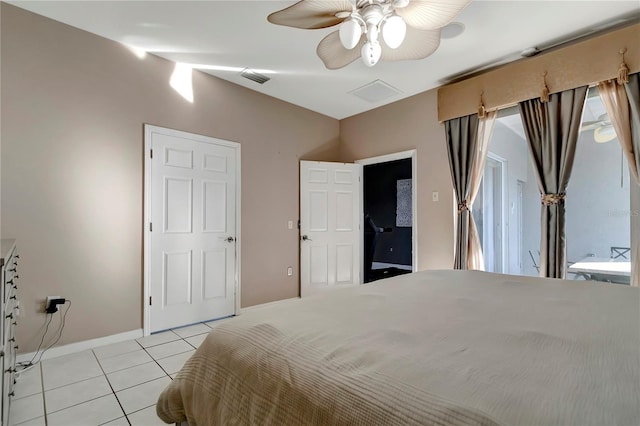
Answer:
[[149, 296, 152, 306], [150, 222, 153, 232], [150, 149, 153, 159]]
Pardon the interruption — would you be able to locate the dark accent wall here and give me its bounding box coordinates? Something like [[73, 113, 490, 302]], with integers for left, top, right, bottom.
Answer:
[[364, 158, 412, 266]]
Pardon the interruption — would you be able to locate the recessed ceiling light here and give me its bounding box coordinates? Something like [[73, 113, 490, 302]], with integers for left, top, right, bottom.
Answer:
[[440, 22, 465, 40]]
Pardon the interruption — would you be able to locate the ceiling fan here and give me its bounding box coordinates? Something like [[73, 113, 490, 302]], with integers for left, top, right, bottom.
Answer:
[[581, 112, 625, 186], [581, 113, 617, 143], [268, 0, 472, 69]]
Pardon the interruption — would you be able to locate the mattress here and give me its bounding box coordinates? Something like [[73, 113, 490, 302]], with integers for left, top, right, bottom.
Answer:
[[156, 270, 640, 425]]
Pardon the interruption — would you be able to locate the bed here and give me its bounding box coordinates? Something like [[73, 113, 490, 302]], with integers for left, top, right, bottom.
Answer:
[[156, 270, 640, 425]]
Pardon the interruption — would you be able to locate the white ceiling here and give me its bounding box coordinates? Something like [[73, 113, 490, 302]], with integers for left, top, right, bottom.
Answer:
[[7, 1, 640, 119]]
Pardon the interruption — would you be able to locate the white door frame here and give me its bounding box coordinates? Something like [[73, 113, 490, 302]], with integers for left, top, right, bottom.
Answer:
[[356, 149, 418, 274], [143, 125, 242, 336], [483, 152, 507, 273]]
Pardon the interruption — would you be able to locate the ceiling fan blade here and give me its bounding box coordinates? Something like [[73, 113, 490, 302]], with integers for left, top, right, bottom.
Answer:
[[316, 30, 363, 70], [581, 122, 600, 131], [396, 0, 472, 30], [381, 27, 441, 61], [268, 0, 352, 29]]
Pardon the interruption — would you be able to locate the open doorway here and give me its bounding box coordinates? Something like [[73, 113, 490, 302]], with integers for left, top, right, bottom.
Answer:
[[357, 151, 416, 283], [473, 155, 506, 273]]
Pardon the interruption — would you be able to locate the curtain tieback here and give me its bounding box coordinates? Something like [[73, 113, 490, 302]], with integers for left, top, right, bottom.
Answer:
[[541, 192, 566, 206], [457, 200, 470, 213]]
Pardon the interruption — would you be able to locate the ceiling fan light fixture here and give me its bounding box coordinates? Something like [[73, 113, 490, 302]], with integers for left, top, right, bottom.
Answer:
[[594, 126, 617, 143], [267, 0, 472, 69], [339, 18, 362, 50], [382, 15, 406, 49], [361, 41, 382, 67]]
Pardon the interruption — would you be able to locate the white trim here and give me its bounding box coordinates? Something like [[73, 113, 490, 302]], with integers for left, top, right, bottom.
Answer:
[[240, 297, 300, 313], [235, 146, 242, 316], [143, 124, 242, 336], [486, 152, 508, 273], [17, 329, 143, 364], [144, 125, 152, 337], [356, 149, 418, 272], [356, 149, 416, 166]]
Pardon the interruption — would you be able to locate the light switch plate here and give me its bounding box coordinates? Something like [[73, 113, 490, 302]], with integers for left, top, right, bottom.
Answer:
[[432, 191, 439, 202]]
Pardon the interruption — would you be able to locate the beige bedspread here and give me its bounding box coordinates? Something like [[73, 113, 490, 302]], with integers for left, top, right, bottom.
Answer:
[[157, 270, 640, 425]]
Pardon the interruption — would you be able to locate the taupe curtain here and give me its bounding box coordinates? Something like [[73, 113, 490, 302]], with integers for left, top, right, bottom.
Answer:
[[445, 112, 497, 270], [519, 87, 588, 279], [598, 79, 639, 184]]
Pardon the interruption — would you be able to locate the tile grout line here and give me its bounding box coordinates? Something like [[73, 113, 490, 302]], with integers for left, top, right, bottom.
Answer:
[[15, 323, 213, 426], [40, 363, 47, 426], [39, 372, 104, 394], [140, 339, 176, 379], [91, 349, 132, 426]]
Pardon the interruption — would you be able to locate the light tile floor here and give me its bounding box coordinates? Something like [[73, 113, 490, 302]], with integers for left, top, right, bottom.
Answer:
[[10, 319, 229, 426]]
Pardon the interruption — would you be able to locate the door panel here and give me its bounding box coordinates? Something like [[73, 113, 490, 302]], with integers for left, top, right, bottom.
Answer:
[[202, 181, 227, 232], [336, 192, 354, 230], [147, 125, 238, 332], [336, 244, 354, 283], [300, 161, 362, 296], [202, 249, 227, 299], [164, 178, 192, 233], [310, 246, 329, 285], [164, 251, 192, 306]]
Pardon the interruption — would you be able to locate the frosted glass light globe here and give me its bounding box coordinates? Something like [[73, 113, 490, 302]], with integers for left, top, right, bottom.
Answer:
[[382, 15, 406, 49], [361, 41, 382, 67], [339, 19, 362, 50]]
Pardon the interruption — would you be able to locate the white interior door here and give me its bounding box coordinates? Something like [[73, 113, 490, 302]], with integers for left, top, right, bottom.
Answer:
[[145, 125, 239, 333], [300, 161, 362, 297]]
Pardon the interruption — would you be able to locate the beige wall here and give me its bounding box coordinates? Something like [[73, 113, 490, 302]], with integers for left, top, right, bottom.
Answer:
[[1, 4, 340, 352], [340, 89, 455, 270]]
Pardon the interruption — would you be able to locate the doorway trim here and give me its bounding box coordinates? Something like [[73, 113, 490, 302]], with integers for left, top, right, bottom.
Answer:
[[143, 124, 242, 336], [356, 149, 418, 277], [482, 152, 507, 273]]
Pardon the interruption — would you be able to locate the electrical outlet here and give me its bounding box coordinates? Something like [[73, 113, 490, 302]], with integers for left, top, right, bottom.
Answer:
[[45, 296, 65, 313]]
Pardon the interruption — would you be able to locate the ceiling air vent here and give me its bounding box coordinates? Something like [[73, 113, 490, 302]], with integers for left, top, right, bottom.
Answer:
[[349, 80, 401, 103], [240, 68, 270, 84]]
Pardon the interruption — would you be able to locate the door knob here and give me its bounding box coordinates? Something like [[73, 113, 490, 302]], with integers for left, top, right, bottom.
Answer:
[[301, 235, 312, 241], [225, 237, 235, 242]]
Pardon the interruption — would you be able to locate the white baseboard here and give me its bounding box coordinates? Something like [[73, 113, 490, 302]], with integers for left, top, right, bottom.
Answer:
[[17, 328, 144, 364], [20, 299, 299, 364], [241, 297, 300, 313]]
